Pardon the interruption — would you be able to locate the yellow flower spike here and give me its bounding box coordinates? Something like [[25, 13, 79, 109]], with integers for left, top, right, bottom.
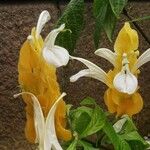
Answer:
[[18, 10, 72, 143], [14, 92, 67, 150], [70, 22, 150, 117], [114, 22, 139, 55]]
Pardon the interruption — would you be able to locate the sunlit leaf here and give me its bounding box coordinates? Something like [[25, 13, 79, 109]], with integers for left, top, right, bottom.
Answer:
[[80, 97, 96, 106], [103, 119, 131, 150], [67, 139, 78, 150], [79, 140, 99, 150], [80, 106, 105, 138]]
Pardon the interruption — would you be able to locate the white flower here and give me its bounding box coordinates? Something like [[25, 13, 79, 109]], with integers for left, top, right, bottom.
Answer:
[[14, 92, 66, 150], [43, 24, 69, 67], [113, 53, 138, 94], [70, 47, 150, 94], [27, 10, 70, 68], [132, 48, 150, 72], [36, 10, 51, 39], [70, 56, 108, 84]]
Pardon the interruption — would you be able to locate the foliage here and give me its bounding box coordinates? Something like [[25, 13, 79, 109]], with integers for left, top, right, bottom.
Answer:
[[64, 98, 149, 149], [19, 0, 150, 149], [56, 0, 85, 54], [56, 0, 128, 51], [93, 0, 128, 48]]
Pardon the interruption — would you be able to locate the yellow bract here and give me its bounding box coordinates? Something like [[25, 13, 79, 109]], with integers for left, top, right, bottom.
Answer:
[[18, 28, 71, 143], [114, 22, 139, 55], [105, 22, 143, 117]]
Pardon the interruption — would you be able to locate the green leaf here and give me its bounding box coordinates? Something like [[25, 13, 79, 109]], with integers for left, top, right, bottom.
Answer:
[[74, 112, 91, 134], [121, 131, 149, 150], [66, 104, 73, 116], [70, 106, 92, 133], [93, 0, 126, 47], [128, 140, 149, 150], [80, 106, 106, 138], [121, 131, 147, 143], [67, 139, 78, 150], [103, 119, 131, 150], [121, 116, 137, 134], [79, 140, 99, 150], [80, 97, 96, 106], [93, 0, 116, 47], [116, 116, 149, 149], [93, 0, 108, 48], [93, 0, 107, 17], [109, 0, 128, 18], [70, 106, 93, 119], [55, 0, 84, 54], [103, 4, 117, 42]]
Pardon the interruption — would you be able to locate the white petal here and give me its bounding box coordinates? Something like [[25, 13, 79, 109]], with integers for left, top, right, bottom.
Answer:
[[44, 24, 65, 48], [134, 48, 150, 71], [43, 45, 69, 67], [70, 69, 90, 82], [36, 10, 51, 39], [14, 92, 45, 144], [70, 69, 107, 84], [70, 56, 107, 84], [95, 48, 116, 66], [44, 93, 66, 150], [14, 92, 65, 150], [113, 72, 138, 94], [113, 117, 127, 133]]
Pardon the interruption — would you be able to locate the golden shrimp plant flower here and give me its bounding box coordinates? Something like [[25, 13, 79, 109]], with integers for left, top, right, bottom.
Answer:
[[70, 22, 150, 117], [18, 10, 71, 143], [14, 92, 66, 150]]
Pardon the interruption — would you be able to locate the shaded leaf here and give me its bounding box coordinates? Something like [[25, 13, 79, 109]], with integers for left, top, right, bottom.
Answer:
[[74, 112, 91, 134], [103, 4, 117, 42], [70, 106, 92, 132], [121, 131, 149, 150], [93, 0, 126, 47], [55, 0, 84, 54], [109, 0, 128, 18], [93, 0, 108, 48]]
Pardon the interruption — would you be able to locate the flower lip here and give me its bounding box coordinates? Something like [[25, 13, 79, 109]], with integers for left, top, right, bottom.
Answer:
[[42, 24, 70, 68], [113, 53, 138, 94], [44, 24, 65, 49]]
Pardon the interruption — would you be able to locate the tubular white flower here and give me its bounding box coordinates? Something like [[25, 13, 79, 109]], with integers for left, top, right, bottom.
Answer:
[[95, 48, 116, 66], [133, 48, 150, 72], [42, 24, 70, 68], [113, 53, 138, 94], [14, 92, 65, 150], [70, 56, 108, 84], [36, 10, 51, 39]]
